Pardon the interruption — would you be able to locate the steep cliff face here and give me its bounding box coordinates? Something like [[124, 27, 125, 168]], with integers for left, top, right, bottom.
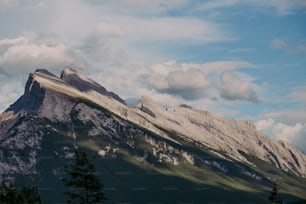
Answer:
[[6, 72, 46, 114], [0, 68, 306, 203]]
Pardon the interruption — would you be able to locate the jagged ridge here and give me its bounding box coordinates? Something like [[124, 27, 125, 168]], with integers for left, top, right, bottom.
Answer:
[[1, 68, 306, 203], [1, 68, 306, 178]]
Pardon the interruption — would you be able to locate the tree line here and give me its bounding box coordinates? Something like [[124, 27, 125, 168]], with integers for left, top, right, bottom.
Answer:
[[0, 149, 106, 204], [0, 148, 303, 204]]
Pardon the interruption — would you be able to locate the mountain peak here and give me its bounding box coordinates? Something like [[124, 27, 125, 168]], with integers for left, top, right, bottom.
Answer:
[[6, 70, 47, 114], [2, 68, 306, 181], [59, 68, 126, 105], [60, 67, 78, 79], [1, 69, 306, 203], [6, 68, 126, 115], [34, 69, 57, 77]]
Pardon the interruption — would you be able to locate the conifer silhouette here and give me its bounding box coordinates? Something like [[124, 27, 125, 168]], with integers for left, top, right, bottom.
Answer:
[[63, 149, 106, 204], [0, 179, 41, 204], [269, 183, 283, 204]]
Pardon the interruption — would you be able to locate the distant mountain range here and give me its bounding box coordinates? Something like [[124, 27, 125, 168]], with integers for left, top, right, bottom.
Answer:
[[0, 68, 305, 203]]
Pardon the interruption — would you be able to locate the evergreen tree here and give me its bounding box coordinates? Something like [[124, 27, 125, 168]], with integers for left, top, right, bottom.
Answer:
[[63, 149, 106, 204], [0, 179, 41, 204], [18, 187, 41, 204], [269, 183, 283, 204], [0, 180, 17, 204]]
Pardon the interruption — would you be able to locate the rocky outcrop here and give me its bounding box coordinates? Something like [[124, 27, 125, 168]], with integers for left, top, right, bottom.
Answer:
[[0, 68, 306, 178]]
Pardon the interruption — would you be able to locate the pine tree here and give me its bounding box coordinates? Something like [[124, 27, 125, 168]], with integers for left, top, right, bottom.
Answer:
[[269, 183, 283, 204], [0, 179, 41, 204], [18, 186, 41, 204], [0, 180, 17, 204], [63, 149, 106, 204]]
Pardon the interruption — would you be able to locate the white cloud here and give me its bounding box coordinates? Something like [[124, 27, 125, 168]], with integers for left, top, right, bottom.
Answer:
[[255, 118, 275, 131], [0, 33, 88, 77], [218, 72, 260, 103], [167, 70, 209, 90], [270, 39, 287, 49], [89, 60, 259, 107], [142, 61, 258, 102], [254, 84, 306, 150], [152, 69, 210, 100], [272, 122, 304, 142], [0, 33, 89, 112], [139, 61, 256, 101], [255, 118, 306, 152]]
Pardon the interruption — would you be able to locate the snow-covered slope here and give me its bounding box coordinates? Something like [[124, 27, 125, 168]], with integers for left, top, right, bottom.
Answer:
[[1, 68, 306, 178]]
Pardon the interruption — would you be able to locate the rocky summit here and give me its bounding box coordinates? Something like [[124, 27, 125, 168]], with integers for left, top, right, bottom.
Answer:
[[0, 68, 306, 203]]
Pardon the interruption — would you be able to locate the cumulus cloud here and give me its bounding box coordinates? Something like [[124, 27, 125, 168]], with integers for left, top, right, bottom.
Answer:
[[255, 118, 275, 131], [138, 61, 210, 100], [270, 39, 287, 49], [272, 122, 304, 142], [0, 33, 88, 77], [90, 60, 259, 107], [218, 72, 260, 103], [142, 61, 258, 101], [151, 69, 210, 100], [0, 33, 89, 111], [255, 118, 306, 151]]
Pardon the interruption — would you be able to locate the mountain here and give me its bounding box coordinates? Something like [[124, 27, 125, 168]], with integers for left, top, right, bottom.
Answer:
[[0, 68, 306, 203]]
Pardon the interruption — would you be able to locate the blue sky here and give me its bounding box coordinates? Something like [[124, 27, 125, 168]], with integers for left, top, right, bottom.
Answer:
[[0, 0, 305, 151]]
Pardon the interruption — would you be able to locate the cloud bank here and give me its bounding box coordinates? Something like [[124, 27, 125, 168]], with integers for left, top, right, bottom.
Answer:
[[256, 118, 306, 152], [0, 33, 88, 77]]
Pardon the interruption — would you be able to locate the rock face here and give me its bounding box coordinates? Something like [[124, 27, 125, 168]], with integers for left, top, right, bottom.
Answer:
[[0, 68, 306, 203], [60, 68, 126, 105]]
